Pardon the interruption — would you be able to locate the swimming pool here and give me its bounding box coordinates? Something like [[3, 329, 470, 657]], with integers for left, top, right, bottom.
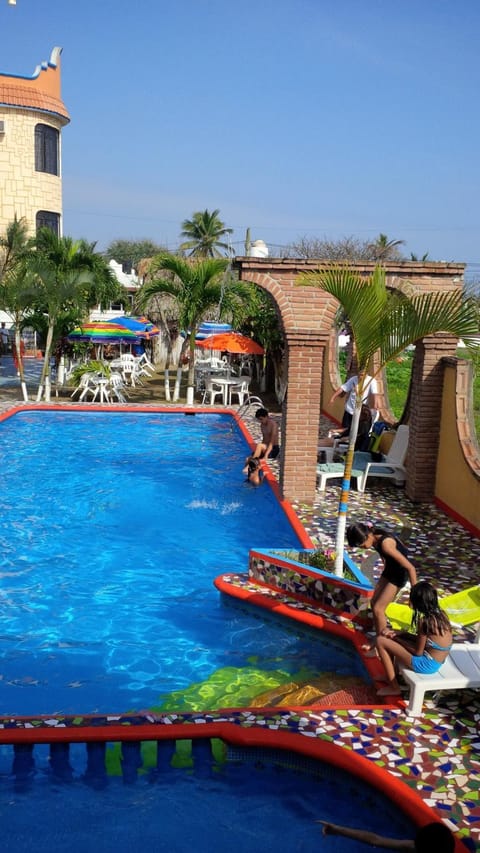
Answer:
[[0, 409, 368, 716], [0, 407, 459, 853], [0, 737, 417, 853]]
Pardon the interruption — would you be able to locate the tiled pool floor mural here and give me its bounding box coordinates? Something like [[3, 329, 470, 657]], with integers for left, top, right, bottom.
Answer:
[[0, 398, 478, 847]]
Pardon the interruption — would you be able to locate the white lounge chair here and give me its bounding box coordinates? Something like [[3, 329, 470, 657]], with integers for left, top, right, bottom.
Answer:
[[316, 458, 367, 491], [316, 426, 410, 493], [398, 636, 480, 716], [355, 425, 409, 492]]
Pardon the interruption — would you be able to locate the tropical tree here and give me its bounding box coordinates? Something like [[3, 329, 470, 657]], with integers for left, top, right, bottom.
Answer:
[[410, 252, 430, 262], [179, 209, 233, 258], [235, 285, 286, 401], [31, 230, 121, 402], [104, 238, 166, 271], [368, 233, 405, 261], [0, 217, 37, 400], [136, 253, 251, 401], [282, 235, 375, 261], [0, 259, 38, 400], [299, 265, 480, 575], [0, 215, 31, 277]]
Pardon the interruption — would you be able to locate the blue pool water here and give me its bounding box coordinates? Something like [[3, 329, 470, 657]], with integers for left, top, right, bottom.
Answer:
[[0, 741, 415, 853], [0, 410, 367, 716]]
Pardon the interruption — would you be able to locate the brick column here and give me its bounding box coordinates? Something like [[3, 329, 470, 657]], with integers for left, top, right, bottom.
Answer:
[[407, 334, 458, 501], [280, 336, 326, 504]]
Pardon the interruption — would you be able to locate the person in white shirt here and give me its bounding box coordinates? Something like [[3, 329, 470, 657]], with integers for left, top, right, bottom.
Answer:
[[330, 373, 378, 431]]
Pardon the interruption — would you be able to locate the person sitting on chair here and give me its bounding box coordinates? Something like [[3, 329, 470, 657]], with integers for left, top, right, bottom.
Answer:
[[318, 404, 372, 461]]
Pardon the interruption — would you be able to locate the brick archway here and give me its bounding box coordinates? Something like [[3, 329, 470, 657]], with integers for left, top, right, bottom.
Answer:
[[233, 258, 465, 504]]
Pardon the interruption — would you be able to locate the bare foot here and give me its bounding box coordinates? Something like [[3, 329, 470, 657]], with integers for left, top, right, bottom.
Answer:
[[377, 685, 402, 697]]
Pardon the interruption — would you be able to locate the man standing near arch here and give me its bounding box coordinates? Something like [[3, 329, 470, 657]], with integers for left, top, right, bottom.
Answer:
[[330, 373, 379, 431]]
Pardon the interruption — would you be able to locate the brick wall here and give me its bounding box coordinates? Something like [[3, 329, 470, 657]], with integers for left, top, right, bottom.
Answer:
[[234, 258, 466, 504]]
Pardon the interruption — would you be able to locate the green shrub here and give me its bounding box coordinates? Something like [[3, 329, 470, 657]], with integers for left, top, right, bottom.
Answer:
[[69, 360, 111, 387]]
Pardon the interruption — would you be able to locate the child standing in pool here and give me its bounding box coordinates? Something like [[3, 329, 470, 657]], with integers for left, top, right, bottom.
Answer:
[[376, 581, 452, 696], [244, 456, 264, 486], [346, 522, 417, 654]]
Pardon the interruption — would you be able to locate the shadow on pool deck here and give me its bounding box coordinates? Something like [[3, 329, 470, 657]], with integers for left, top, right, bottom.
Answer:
[[1, 362, 479, 845]]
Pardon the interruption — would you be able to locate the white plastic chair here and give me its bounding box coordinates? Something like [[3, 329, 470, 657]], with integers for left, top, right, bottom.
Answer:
[[202, 377, 225, 405], [398, 638, 480, 716], [70, 373, 89, 399], [90, 374, 111, 403], [355, 425, 409, 492], [72, 373, 97, 402], [137, 353, 155, 375], [229, 377, 251, 405], [108, 372, 128, 403]]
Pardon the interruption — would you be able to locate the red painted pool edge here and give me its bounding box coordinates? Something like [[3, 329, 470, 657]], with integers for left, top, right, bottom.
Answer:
[[0, 718, 468, 851]]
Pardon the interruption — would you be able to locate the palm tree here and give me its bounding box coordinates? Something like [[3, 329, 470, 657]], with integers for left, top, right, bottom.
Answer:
[[0, 217, 36, 400], [179, 209, 233, 258], [30, 230, 119, 402], [369, 233, 405, 261], [0, 260, 38, 400], [136, 253, 250, 401], [299, 265, 480, 575], [235, 285, 285, 400], [0, 215, 31, 277], [410, 252, 430, 262]]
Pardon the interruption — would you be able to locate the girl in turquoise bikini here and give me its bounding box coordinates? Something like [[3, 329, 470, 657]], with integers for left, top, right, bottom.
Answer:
[[376, 581, 453, 697]]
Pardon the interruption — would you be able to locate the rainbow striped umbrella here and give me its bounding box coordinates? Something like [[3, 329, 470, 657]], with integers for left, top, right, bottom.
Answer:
[[67, 322, 139, 344]]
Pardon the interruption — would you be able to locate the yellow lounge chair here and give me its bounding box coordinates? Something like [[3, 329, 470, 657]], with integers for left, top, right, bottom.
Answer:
[[386, 584, 480, 632]]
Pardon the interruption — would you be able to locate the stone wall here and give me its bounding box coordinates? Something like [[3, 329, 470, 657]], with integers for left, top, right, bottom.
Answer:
[[0, 109, 63, 235]]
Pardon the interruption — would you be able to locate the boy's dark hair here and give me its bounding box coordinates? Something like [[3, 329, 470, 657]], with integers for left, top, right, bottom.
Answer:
[[255, 408, 268, 419], [414, 822, 454, 853]]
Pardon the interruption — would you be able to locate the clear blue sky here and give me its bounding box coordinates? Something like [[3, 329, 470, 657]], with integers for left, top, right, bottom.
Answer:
[[1, 0, 479, 277]]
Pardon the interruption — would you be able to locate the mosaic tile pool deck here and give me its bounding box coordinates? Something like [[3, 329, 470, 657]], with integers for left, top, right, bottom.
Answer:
[[0, 396, 478, 847], [224, 407, 480, 846]]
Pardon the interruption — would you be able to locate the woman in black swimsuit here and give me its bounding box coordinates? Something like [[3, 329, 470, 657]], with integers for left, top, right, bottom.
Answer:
[[347, 522, 418, 654]]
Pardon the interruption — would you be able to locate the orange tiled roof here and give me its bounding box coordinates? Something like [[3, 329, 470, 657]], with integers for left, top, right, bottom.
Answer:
[[0, 83, 69, 120], [0, 47, 69, 123]]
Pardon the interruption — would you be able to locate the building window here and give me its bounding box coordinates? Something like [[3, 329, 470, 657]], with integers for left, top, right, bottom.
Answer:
[[35, 124, 59, 175], [36, 211, 60, 235]]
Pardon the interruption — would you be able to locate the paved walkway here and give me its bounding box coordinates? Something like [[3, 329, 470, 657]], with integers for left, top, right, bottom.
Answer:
[[1, 367, 479, 849]]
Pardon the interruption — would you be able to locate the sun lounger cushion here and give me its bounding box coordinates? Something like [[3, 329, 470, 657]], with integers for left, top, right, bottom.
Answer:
[[316, 458, 368, 491]]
